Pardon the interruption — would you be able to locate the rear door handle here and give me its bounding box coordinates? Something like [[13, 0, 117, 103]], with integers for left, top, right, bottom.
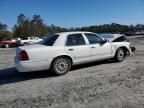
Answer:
[[91, 46, 96, 48], [68, 48, 74, 51]]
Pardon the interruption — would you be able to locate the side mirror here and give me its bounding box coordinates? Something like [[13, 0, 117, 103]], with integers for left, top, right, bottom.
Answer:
[[100, 39, 107, 44]]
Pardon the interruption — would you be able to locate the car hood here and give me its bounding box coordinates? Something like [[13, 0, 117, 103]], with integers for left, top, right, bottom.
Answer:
[[100, 34, 124, 42]]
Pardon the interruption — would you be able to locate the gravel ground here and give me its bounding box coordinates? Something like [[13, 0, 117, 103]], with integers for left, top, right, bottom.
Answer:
[[0, 36, 144, 108]]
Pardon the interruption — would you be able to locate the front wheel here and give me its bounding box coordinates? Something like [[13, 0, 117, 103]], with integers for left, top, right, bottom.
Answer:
[[114, 48, 125, 62], [51, 57, 71, 76], [5, 44, 10, 48]]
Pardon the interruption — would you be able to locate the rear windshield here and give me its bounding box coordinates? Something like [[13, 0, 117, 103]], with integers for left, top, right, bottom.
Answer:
[[41, 35, 59, 46]]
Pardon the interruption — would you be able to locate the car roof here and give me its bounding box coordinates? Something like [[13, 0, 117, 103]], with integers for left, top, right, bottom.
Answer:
[[55, 31, 95, 36]]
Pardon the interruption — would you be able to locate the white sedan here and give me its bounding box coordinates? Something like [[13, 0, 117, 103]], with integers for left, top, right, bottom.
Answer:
[[15, 31, 132, 75]]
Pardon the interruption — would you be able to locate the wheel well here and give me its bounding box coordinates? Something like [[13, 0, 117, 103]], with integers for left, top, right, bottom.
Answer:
[[51, 55, 73, 65], [117, 46, 130, 55]]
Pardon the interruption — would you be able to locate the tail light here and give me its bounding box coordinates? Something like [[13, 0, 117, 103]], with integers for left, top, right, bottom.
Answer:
[[18, 50, 29, 61]]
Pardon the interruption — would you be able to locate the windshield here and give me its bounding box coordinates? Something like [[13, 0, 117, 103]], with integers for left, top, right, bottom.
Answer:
[[41, 35, 59, 46]]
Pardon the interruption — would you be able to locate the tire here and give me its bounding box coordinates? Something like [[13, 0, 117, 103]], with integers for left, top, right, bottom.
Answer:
[[114, 48, 125, 62], [5, 44, 10, 48], [51, 57, 71, 76]]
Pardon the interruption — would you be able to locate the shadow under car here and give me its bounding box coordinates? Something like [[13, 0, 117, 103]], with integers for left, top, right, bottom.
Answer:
[[0, 60, 116, 85]]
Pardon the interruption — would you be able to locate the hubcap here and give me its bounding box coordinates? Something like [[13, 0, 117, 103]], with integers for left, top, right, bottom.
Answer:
[[117, 50, 124, 61], [55, 59, 69, 73]]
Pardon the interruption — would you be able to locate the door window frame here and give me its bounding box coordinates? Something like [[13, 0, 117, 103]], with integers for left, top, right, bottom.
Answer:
[[84, 33, 104, 45], [65, 33, 87, 47]]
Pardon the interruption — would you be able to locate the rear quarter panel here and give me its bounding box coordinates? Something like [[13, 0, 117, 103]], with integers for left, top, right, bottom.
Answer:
[[26, 46, 69, 62]]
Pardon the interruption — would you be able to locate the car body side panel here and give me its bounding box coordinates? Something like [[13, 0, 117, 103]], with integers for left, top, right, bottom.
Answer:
[[15, 46, 74, 72], [65, 45, 91, 64], [88, 42, 113, 60], [15, 57, 51, 72]]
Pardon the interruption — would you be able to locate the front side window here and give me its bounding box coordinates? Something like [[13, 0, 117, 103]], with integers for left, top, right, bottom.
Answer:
[[66, 34, 86, 46], [41, 35, 59, 46], [85, 33, 103, 44]]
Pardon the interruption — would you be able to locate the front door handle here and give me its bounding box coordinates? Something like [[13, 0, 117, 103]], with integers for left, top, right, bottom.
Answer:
[[68, 48, 74, 51]]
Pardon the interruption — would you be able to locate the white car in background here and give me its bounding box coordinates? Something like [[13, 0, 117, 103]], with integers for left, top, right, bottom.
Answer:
[[19, 37, 43, 45], [15, 32, 132, 75]]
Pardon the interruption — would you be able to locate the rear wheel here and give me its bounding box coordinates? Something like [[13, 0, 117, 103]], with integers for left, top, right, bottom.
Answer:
[[114, 48, 125, 62], [51, 57, 71, 76]]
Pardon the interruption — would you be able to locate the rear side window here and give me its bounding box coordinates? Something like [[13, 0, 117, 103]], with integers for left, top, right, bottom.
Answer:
[[66, 34, 86, 46], [22, 37, 28, 40], [42, 35, 59, 46]]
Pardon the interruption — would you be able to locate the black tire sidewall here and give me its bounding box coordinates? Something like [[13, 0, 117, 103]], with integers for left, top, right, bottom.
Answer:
[[115, 48, 125, 62]]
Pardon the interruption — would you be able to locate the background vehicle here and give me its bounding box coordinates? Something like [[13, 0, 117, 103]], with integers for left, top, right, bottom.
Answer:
[[0, 39, 18, 48], [19, 37, 43, 45], [15, 32, 132, 76]]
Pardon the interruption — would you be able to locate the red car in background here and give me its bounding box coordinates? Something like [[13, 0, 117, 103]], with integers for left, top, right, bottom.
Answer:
[[0, 39, 18, 48]]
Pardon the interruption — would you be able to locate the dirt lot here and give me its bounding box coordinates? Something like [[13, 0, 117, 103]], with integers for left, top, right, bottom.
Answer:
[[0, 36, 144, 108]]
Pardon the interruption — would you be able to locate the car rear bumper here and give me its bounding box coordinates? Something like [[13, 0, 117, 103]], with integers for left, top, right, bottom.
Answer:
[[14, 57, 51, 72]]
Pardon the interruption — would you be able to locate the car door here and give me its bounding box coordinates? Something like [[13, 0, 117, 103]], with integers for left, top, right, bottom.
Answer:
[[65, 33, 90, 64], [84, 33, 112, 60]]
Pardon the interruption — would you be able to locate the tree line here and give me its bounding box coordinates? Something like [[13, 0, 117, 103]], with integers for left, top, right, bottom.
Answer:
[[0, 14, 144, 40]]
